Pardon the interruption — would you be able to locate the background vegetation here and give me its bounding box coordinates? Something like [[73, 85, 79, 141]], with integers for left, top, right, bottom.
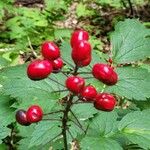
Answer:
[[0, 0, 150, 149]]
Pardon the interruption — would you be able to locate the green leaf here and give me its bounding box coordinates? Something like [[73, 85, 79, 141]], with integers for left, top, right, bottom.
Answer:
[[111, 19, 150, 64], [71, 103, 97, 120], [0, 125, 11, 144], [1, 64, 65, 100], [0, 64, 67, 112], [81, 137, 123, 150], [0, 57, 10, 68], [54, 28, 71, 39], [81, 111, 123, 150], [118, 109, 150, 149], [106, 67, 150, 100], [76, 3, 94, 17], [60, 41, 74, 67], [0, 94, 15, 126], [29, 122, 61, 148]]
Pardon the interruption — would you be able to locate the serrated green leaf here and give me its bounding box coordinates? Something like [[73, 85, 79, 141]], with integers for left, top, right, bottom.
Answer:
[[111, 19, 150, 64], [118, 109, 150, 149], [76, 3, 94, 17], [0, 94, 15, 126], [81, 137, 123, 150], [71, 103, 97, 119], [0, 64, 66, 102], [81, 111, 123, 150], [106, 67, 150, 100], [0, 125, 11, 144], [54, 28, 71, 39], [60, 41, 74, 67], [29, 122, 61, 148]]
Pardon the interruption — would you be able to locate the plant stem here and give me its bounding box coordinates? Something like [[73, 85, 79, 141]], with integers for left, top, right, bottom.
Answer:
[[127, 0, 134, 16], [61, 64, 79, 149], [62, 94, 74, 150], [27, 36, 38, 58]]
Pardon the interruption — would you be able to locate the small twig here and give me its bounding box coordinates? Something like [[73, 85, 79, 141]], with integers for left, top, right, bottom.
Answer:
[[27, 37, 38, 58], [44, 110, 63, 116], [70, 110, 86, 133], [67, 128, 74, 140], [73, 65, 79, 75], [70, 119, 86, 134], [48, 133, 62, 143], [52, 89, 68, 93], [78, 71, 91, 74], [63, 59, 74, 68], [127, 0, 134, 16], [83, 77, 94, 79], [48, 77, 66, 88]]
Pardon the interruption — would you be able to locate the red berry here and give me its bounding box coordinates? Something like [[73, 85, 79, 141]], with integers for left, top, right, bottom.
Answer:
[[16, 109, 30, 126], [81, 85, 97, 102], [70, 30, 89, 48], [74, 55, 91, 67], [51, 57, 63, 72], [94, 93, 116, 111], [26, 105, 43, 123], [72, 40, 91, 61], [41, 41, 60, 60], [27, 60, 52, 80], [92, 63, 118, 85], [66, 76, 85, 94]]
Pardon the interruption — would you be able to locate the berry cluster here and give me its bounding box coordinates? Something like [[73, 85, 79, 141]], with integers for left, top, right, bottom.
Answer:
[[27, 41, 63, 80], [16, 29, 118, 126], [16, 105, 43, 126], [66, 30, 117, 111]]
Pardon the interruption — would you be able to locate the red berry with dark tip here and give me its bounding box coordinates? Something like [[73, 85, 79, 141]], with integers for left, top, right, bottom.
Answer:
[[81, 85, 97, 102], [92, 63, 118, 85], [27, 60, 52, 80], [74, 55, 91, 67], [72, 40, 91, 61], [26, 105, 43, 123], [16, 109, 30, 126], [51, 57, 63, 72], [41, 41, 60, 60], [66, 76, 85, 94], [94, 93, 116, 111], [71, 30, 89, 48]]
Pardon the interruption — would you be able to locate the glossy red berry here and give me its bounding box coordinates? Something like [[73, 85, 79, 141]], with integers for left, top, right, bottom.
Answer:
[[27, 60, 52, 80], [16, 109, 30, 126], [92, 63, 118, 85], [26, 105, 43, 123], [72, 40, 91, 61], [81, 85, 97, 102], [74, 55, 91, 67], [66, 76, 85, 94], [51, 57, 63, 72], [41, 41, 60, 60], [94, 93, 116, 111], [70, 30, 89, 48]]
